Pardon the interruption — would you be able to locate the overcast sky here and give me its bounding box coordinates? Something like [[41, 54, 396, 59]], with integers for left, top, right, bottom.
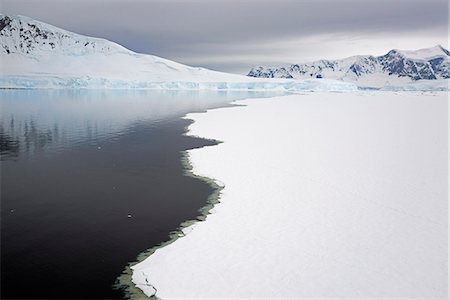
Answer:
[[2, 0, 448, 73]]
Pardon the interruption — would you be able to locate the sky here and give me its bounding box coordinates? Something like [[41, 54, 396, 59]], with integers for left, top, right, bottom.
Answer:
[[1, 0, 448, 74]]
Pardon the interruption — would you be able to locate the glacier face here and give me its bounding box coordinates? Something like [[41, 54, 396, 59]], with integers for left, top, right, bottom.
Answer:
[[0, 75, 360, 92], [248, 46, 450, 89]]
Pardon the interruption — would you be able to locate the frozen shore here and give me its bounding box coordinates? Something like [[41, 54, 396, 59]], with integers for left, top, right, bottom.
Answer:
[[0, 75, 358, 91], [131, 92, 447, 299]]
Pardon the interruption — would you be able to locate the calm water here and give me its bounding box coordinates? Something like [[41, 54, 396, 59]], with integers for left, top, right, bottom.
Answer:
[[0, 90, 282, 299]]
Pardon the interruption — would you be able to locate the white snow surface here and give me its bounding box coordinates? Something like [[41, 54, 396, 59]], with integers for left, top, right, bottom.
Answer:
[[132, 92, 448, 299], [0, 15, 357, 91], [248, 45, 450, 90], [398, 45, 449, 60]]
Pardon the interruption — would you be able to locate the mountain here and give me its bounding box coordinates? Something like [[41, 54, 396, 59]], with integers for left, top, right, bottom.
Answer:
[[0, 14, 358, 91], [0, 14, 238, 87], [248, 46, 450, 89], [0, 15, 445, 91]]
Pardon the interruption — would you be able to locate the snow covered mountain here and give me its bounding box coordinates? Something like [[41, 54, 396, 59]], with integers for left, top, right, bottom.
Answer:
[[248, 46, 450, 89], [0, 14, 235, 88], [0, 14, 357, 91], [0, 14, 446, 91]]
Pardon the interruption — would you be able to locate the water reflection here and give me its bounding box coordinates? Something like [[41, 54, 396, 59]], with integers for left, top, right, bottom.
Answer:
[[0, 128, 20, 158], [1, 116, 54, 159], [1, 89, 286, 299], [0, 89, 284, 160]]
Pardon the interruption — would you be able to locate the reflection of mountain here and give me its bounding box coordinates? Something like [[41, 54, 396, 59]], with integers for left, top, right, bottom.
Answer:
[[0, 89, 283, 159], [0, 128, 20, 159], [0, 117, 55, 159]]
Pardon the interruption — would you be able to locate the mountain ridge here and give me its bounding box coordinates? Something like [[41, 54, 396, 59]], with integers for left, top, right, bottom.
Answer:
[[0, 14, 137, 57], [248, 46, 449, 88]]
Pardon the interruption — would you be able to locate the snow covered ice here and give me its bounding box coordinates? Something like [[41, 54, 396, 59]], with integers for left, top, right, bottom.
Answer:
[[131, 92, 448, 299]]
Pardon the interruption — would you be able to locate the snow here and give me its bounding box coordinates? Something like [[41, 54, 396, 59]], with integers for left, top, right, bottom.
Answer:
[[379, 79, 449, 91], [0, 14, 131, 56], [398, 45, 449, 60], [248, 46, 449, 90], [131, 92, 448, 299], [352, 75, 449, 91], [0, 15, 357, 92]]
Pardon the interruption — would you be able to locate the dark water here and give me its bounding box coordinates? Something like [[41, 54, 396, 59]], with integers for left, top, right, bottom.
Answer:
[[0, 90, 281, 299]]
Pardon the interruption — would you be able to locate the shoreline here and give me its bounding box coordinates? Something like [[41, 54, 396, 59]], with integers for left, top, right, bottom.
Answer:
[[116, 94, 283, 298], [115, 151, 224, 299], [114, 111, 230, 299]]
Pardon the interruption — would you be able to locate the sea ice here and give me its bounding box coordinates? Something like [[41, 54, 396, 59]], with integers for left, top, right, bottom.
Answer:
[[132, 92, 448, 299]]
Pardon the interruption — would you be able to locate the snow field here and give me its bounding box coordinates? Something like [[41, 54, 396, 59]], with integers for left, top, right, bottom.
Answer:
[[132, 92, 448, 299]]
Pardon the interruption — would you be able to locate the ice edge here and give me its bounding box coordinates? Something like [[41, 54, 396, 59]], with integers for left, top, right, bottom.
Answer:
[[114, 112, 229, 299]]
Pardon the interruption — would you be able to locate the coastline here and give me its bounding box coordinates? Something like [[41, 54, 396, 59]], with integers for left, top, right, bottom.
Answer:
[[115, 133, 225, 300], [117, 94, 283, 298]]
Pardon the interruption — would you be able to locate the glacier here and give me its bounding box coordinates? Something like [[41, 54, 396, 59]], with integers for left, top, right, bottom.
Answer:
[[0, 75, 359, 92]]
